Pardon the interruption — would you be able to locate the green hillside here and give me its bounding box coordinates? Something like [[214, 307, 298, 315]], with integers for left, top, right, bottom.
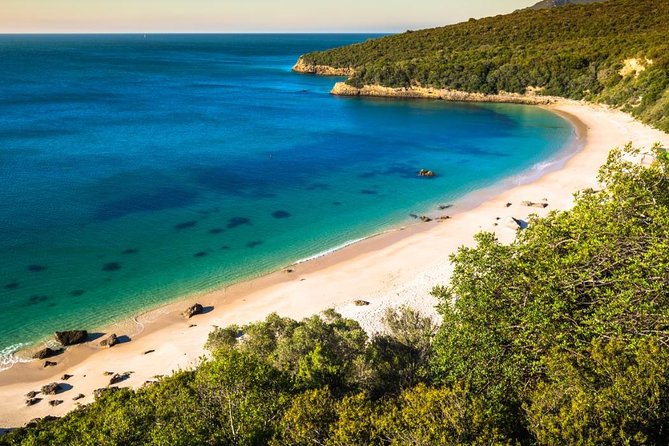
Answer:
[[527, 0, 608, 10], [299, 0, 669, 131]]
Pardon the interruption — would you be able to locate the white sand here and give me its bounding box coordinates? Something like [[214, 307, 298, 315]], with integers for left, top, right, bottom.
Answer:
[[1, 101, 667, 428]]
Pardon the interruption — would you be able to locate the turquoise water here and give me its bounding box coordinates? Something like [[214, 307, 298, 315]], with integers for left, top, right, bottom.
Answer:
[[0, 34, 574, 363]]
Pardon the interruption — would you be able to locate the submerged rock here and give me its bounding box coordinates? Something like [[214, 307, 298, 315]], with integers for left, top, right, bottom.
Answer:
[[418, 169, 436, 178], [182, 303, 204, 319], [55, 330, 88, 346]]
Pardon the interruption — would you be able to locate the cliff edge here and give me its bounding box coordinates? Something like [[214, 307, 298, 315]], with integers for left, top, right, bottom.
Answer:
[[292, 57, 355, 76]]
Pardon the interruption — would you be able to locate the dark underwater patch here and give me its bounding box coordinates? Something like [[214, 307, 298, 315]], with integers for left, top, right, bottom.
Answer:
[[70, 290, 85, 297], [246, 241, 263, 248], [227, 217, 251, 229], [4, 282, 19, 290], [27, 265, 47, 273], [209, 228, 224, 234], [175, 221, 198, 230], [27, 295, 49, 305], [194, 251, 208, 258], [272, 211, 291, 219], [102, 262, 122, 272], [360, 189, 379, 195], [93, 186, 198, 221], [122, 248, 139, 255]]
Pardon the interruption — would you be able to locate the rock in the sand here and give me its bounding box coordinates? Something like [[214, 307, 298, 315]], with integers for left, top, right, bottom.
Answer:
[[26, 416, 58, 428], [354, 300, 370, 306], [49, 400, 63, 407], [521, 200, 549, 209], [41, 383, 62, 395], [439, 216, 452, 221], [25, 398, 41, 406], [506, 202, 513, 208], [182, 303, 203, 319], [143, 349, 155, 355], [32, 347, 61, 360], [420, 215, 433, 222], [109, 372, 130, 386], [103, 371, 114, 376], [26, 391, 39, 398], [61, 374, 73, 381], [99, 333, 119, 348], [94, 387, 120, 399], [54, 330, 88, 346], [43, 361, 57, 368], [73, 394, 85, 401]]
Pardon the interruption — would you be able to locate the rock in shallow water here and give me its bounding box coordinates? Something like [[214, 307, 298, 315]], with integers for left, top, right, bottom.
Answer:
[[55, 330, 88, 346]]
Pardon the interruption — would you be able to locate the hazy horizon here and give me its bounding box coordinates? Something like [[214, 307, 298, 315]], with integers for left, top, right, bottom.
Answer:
[[2, 1, 534, 34]]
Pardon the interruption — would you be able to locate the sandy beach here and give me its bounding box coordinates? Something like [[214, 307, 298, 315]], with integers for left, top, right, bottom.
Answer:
[[1, 101, 668, 429]]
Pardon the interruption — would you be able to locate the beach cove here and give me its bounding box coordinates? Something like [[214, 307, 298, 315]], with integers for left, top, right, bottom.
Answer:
[[1, 99, 668, 428]]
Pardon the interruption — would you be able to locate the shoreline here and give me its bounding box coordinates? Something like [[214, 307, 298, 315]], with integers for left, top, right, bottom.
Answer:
[[2, 102, 583, 370], [1, 101, 668, 429]]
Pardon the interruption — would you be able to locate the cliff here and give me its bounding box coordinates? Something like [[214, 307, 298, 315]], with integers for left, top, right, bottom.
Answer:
[[292, 57, 355, 77], [330, 82, 557, 105]]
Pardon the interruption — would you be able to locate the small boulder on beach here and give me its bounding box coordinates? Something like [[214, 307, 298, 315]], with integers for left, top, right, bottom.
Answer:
[[182, 303, 204, 319], [43, 361, 57, 368], [61, 374, 73, 381], [26, 391, 39, 398], [354, 300, 370, 307], [25, 398, 41, 407], [99, 333, 119, 348], [521, 200, 549, 209], [55, 330, 88, 346], [41, 383, 62, 395], [49, 400, 63, 407], [32, 347, 62, 360], [73, 394, 85, 401]]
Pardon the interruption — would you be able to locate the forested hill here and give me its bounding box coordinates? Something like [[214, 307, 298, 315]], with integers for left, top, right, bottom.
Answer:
[[527, 0, 608, 10], [297, 0, 669, 131]]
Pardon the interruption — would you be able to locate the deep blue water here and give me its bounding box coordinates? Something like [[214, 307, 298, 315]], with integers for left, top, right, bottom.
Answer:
[[0, 34, 574, 364]]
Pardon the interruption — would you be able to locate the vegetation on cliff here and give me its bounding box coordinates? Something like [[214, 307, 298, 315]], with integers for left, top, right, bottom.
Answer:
[[2, 144, 668, 445], [298, 0, 669, 131]]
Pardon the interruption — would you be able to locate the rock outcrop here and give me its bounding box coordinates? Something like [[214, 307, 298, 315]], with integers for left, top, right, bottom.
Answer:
[[182, 303, 204, 319], [292, 57, 355, 76], [55, 330, 88, 346], [32, 347, 62, 360], [418, 169, 435, 177], [331, 82, 557, 105], [41, 383, 62, 395], [99, 333, 119, 348]]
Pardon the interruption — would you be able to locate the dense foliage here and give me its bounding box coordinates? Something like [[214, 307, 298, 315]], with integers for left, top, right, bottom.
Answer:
[[301, 0, 669, 131], [2, 145, 668, 444]]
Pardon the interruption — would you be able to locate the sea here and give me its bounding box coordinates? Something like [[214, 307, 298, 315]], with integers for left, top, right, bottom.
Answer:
[[0, 34, 575, 367]]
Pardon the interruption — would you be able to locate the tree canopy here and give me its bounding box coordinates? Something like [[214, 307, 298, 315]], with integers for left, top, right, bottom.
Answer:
[[2, 145, 669, 444], [300, 0, 669, 132]]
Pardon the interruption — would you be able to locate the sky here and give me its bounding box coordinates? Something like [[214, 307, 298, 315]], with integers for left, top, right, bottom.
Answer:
[[0, 0, 536, 33]]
